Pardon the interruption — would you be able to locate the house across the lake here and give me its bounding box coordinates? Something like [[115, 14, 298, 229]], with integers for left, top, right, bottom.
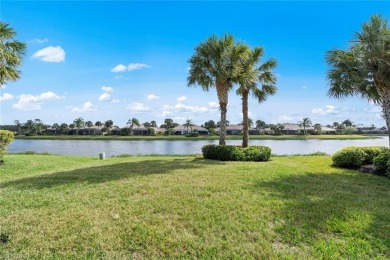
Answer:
[[215, 125, 260, 135], [172, 125, 209, 135]]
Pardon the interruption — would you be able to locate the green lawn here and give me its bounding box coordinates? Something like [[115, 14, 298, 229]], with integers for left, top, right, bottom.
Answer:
[[14, 134, 381, 141], [0, 154, 389, 258]]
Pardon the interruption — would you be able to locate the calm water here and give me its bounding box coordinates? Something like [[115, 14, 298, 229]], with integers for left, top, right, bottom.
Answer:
[[8, 137, 388, 157]]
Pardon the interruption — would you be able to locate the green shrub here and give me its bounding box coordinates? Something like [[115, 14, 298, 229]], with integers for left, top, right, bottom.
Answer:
[[185, 132, 199, 137], [0, 130, 15, 160], [361, 146, 388, 164], [332, 146, 367, 168], [373, 150, 390, 171], [202, 145, 271, 162]]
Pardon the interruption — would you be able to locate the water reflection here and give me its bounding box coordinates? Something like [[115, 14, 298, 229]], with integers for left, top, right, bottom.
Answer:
[[8, 138, 387, 157]]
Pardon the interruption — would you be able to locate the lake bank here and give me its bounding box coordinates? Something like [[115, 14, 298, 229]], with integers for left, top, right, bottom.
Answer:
[[14, 134, 382, 141], [0, 154, 389, 258]]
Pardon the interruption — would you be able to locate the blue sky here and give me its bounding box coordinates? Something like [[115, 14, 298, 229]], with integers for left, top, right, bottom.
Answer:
[[1, 1, 389, 127]]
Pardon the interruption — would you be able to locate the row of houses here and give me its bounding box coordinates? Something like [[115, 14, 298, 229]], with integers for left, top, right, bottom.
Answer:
[[46, 123, 388, 136]]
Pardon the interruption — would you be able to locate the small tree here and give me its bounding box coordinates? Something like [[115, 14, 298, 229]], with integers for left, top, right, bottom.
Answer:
[[85, 121, 93, 135], [313, 123, 322, 135], [127, 118, 140, 135], [0, 130, 14, 161], [298, 117, 312, 135]]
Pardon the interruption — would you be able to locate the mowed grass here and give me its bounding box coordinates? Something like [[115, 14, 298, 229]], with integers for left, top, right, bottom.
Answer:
[[0, 154, 389, 259]]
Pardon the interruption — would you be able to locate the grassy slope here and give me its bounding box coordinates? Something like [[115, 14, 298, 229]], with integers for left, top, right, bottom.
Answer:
[[0, 155, 389, 258], [14, 134, 380, 141]]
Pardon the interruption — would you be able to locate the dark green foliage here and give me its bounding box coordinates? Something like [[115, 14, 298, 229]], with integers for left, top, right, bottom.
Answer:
[[332, 146, 367, 168], [361, 146, 388, 164], [186, 132, 199, 137], [202, 145, 271, 162], [147, 128, 155, 135], [373, 150, 390, 171], [0, 130, 14, 160]]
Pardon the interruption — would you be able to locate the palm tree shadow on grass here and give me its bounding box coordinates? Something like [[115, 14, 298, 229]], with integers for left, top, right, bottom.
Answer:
[[254, 172, 390, 256], [0, 158, 224, 190]]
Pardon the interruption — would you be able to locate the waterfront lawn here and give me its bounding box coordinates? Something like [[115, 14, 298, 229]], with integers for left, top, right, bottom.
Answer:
[[14, 134, 380, 141], [0, 155, 389, 258]]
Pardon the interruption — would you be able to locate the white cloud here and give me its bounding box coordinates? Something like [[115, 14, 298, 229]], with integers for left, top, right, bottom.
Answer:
[[29, 38, 48, 44], [208, 101, 219, 108], [177, 96, 187, 102], [72, 101, 96, 112], [111, 64, 127, 72], [32, 46, 65, 62], [126, 102, 150, 113], [128, 63, 149, 71], [101, 86, 113, 92], [147, 94, 160, 101], [156, 111, 172, 118], [99, 93, 111, 101], [161, 105, 174, 111], [175, 103, 208, 113], [111, 99, 120, 103], [312, 105, 338, 115], [0, 93, 13, 101], [12, 91, 62, 110], [278, 115, 294, 123]]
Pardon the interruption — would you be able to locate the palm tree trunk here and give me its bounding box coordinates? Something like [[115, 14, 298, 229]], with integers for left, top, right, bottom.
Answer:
[[219, 103, 227, 145], [376, 82, 390, 147], [382, 102, 390, 147], [242, 90, 249, 148]]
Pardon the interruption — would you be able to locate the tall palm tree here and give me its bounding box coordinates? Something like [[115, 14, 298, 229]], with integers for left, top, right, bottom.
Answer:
[[236, 46, 277, 147], [85, 121, 93, 135], [326, 15, 390, 146], [60, 123, 68, 134], [184, 119, 194, 134], [73, 117, 84, 135], [13, 120, 21, 135], [52, 123, 60, 135], [0, 22, 26, 86], [313, 123, 322, 135], [256, 120, 266, 132], [298, 117, 312, 135], [188, 34, 248, 145], [104, 120, 113, 130], [127, 118, 140, 135]]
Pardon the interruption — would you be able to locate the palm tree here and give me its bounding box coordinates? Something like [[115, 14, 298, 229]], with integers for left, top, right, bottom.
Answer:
[[188, 34, 248, 145], [24, 120, 34, 135], [256, 120, 266, 132], [13, 120, 21, 135], [0, 22, 26, 86], [127, 118, 140, 135], [298, 117, 312, 135], [184, 119, 194, 134], [60, 123, 68, 134], [73, 117, 84, 135], [236, 46, 277, 147], [104, 120, 113, 130], [326, 15, 390, 146], [342, 119, 353, 127], [52, 123, 60, 135], [313, 123, 322, 135], [85, 121, 93, 135]]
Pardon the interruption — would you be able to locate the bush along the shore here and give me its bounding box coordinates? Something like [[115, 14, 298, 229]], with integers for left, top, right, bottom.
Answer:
[[202, 145, 271, 162], [332, 146, 390, 176], [0, 130, 15, 162]]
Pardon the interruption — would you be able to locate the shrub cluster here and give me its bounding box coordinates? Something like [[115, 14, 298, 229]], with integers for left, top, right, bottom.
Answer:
[[0, 130, 15, 160], [332, 146, 387, 168], [185, 132, 199, 137], [202, 145, 271, 162]]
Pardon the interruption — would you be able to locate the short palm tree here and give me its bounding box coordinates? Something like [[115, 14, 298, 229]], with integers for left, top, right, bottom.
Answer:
[[236, 46, 277, 147], [326, 15, 390, 146], [95, 121, 102, 130], [184, 119, 194, 134], [52, 123, 60, 135], [188, 34, 248, 145], [298, 117, 312, 135], [313, 123, 322, 135], [73, 117, 84, 135], [0, 22, 26, 85], [85, 121, 93, 135]]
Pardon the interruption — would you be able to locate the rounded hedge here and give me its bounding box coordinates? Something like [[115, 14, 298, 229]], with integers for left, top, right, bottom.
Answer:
[[332, 146, 388, 169], [373, 149, 390, 171], [202, 145, 271, 162], [0, 130, 15, 160]]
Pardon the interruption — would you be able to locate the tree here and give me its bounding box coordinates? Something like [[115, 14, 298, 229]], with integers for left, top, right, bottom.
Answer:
[[298, 117, 312, 135], [256, 120, 266, 130], [236, 46, 277, 147], [188, 34, 247, 145], [104, 120, 113, 130], [313, 123, 322, 135], [0, 22, 26, 86], [203, 120, 217, 130], [52, 123, 60, 135], [73, 117, 84, 135], [60, 123, 68, 134], [143, 122, 151, 128], [13, 120, 21, 135], [326, 15, 390, 146], [127, 118, 140, 135], [150, 120, 157, 127], [217, 120, 230, 127], [95, 121, 102, 130], [184, 119, 194, 134], [85, 121, 93, 135], [342, 119, 353, 127], [24, 120, 34, 135]]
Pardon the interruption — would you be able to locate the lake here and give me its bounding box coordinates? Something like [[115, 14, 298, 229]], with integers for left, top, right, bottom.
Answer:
[[7, 137, 388, 157]]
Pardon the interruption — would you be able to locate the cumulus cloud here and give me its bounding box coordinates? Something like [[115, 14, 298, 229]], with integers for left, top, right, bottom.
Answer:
[[175, 103, 208, 113], [12, 91, 62, 110], [147, 94, 160, 101], [111, 63, 149, 72], [29, 38, 48, 44], [0, 93, 13, 101], [111, 99, 120, 103], [156, 111, 172, 118], [72, 101, 96, 112], [278, 115, 293, 123], [312, 105, 338, 115], [32, 46, 65, 62], [101, 86, 113, 92], [111, 64, 127, 72], [98, 93, 111, 101], [176, 96, 187, 102], [126, 102, 150, 113], [208, 101, 219, 108]]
